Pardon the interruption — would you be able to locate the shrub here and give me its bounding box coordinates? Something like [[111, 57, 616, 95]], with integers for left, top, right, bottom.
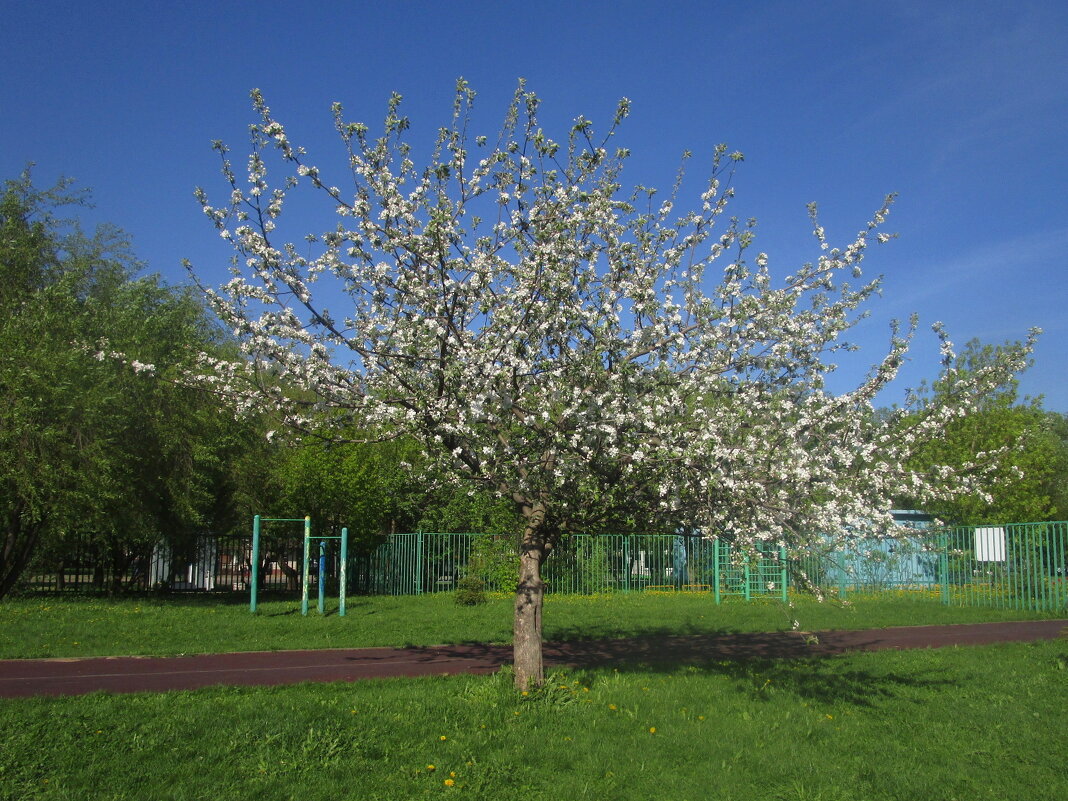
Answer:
[[454, 575, 487, 606]]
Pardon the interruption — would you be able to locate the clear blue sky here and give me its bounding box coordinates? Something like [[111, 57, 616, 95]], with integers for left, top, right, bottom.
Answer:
[[4, 0, 1066, 410]]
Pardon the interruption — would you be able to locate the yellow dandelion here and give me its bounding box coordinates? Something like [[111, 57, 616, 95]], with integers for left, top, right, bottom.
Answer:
[[649, 727, 657, 734], [439, 735, 447, 741], [608, 704, 617, 711], [444, 779, 455, 787], [427, 765, 436, 772]]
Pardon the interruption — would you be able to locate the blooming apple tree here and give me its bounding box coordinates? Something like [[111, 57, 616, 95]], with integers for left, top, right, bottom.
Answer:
[[191, 80, 1035, 689]]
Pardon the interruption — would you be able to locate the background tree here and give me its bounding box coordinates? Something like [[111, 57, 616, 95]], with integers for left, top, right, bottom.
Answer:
[[0, 171, 247, 596], [238, 435, 425, 541], [193, 83, 1034, 688], [904, 339, 1068, 525]]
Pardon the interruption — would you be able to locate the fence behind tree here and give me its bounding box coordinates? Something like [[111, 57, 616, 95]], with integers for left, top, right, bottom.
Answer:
[[17, 522, 1068, 612], [356, 532, 787, 600]]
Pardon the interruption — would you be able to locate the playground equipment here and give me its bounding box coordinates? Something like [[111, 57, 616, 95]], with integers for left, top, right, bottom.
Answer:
[[301, 525, 349, 617], [249, 516, 349, 615]]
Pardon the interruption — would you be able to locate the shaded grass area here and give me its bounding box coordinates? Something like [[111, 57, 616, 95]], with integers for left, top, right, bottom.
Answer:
[[0, 592, 1063, 659], [1, 640, 1066, 800]]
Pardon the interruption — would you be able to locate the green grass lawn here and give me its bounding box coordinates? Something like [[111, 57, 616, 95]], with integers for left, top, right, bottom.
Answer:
[[1, 639, 1066, 801], [0, 591, 1063, 659]]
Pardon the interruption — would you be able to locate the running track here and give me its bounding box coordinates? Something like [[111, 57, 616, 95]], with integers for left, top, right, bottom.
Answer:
[[1, 620, 1065, 698]]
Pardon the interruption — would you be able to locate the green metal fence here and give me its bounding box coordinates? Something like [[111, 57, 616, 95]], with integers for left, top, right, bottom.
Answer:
[[791, 521, 1068, 612], [944, 521, 1068, 612], [355, 523, 1067, 612], [20, 520, 1067, 613], [354, 532, 787, 602]]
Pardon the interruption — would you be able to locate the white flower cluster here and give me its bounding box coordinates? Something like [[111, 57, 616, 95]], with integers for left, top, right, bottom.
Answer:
[[189, 81, 1036, 560]]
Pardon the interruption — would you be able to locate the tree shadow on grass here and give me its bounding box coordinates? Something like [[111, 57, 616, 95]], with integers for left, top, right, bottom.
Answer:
[[698, 656, 951, 707], [543, 628, 957, 707], [418, 627, 959, 708]]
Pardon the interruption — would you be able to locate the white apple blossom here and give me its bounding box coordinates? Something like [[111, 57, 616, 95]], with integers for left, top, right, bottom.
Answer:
[[190, 80, 1036, 689]]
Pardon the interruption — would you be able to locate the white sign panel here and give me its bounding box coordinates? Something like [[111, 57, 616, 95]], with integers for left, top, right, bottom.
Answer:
[[975, 527, 1006, 562]]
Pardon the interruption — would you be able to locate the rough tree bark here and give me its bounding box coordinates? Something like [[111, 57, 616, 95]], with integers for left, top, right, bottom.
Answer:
[[513, 502, 550, 690]]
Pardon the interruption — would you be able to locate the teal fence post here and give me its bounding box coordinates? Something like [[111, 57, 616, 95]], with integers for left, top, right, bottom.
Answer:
[[623, 535, 631, 593], [416, 532, 424, 595], [940, 529, 950, 606], [1056, 523, 1067, 611], [713, 538, 721, 604], [780, 546, 788, 603], [317, 540, 326, 614], [301, 517, 311, 616], [339, 527, 348, 617], [250, 515, 261, 613], [1030, 524, 1041, 612]]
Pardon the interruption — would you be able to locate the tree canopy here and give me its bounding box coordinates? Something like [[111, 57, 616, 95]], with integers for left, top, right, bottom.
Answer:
[[904, 339, 1068, 525], [0, 170, 246, 596], [194, 81, 1036, 687]]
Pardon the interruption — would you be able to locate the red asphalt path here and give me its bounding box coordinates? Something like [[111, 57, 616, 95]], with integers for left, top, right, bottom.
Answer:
[[1, 619, 1065, 698]]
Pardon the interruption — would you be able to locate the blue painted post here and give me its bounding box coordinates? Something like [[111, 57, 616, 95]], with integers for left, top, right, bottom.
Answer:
[[250, 515, 261, 613]]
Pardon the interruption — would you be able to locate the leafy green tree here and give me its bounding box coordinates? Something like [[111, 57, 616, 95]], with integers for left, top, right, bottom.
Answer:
[[0, 170, 246, 596], [905, 340, 1068, 525], [244, 436, 426, 543], [1041, 411, 1068, 520]]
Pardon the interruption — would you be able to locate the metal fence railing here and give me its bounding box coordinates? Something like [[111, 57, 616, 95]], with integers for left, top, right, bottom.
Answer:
[[373, 533, 788, 600], [793, 521, 1068, 613], [943, 521, 1068, 612], [17, 521, 1068, 612], [21, 535, 310, 595]]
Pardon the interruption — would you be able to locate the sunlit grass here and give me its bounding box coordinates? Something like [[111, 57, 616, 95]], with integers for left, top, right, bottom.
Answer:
[[1, 640, 1066, 800], [0, 591, 1061, 659]]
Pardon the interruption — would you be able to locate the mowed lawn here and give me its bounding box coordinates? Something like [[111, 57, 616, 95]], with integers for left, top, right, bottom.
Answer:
[[1, 593, 1066, 800], [0, 590, 1063, 659]]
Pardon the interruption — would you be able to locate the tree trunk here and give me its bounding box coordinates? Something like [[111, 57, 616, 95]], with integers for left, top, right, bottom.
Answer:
[[0, 516, 43, 599], [514, 506, 548, 691]]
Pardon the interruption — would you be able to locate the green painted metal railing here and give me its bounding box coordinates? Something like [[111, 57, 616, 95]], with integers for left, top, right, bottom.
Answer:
[[944, 521, 1068, 612], [355, 532, 787, 602], [353, 522, 1067, 611], [20, 520, 1065, 613], [791, 521, 1068, 612]]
